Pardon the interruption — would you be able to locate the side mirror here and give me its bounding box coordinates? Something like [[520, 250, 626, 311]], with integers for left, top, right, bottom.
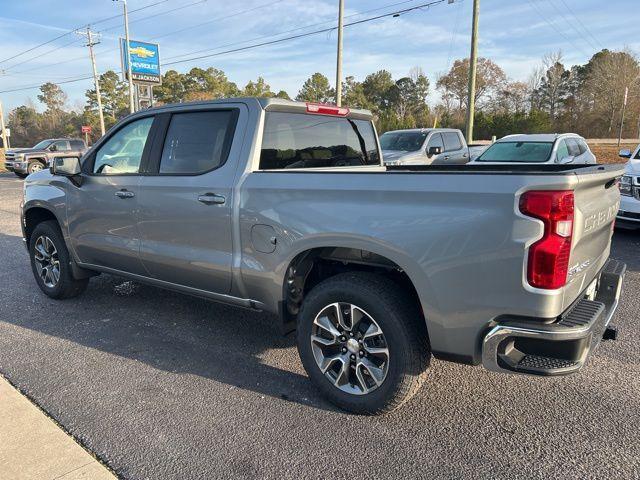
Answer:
[[51, 156, 81, 176], [49, 144, 58, 152], [559, 155, 575, 164], [428, 146, 442, 157], [619, 149, 632, 159]]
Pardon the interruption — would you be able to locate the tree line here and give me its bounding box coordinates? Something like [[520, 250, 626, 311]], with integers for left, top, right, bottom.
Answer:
[[5, 48, 638, 147]]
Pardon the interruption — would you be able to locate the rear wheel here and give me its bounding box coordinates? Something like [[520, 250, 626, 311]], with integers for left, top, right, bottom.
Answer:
[[297, 272, 430, 415], [29, 220, 88, 299]]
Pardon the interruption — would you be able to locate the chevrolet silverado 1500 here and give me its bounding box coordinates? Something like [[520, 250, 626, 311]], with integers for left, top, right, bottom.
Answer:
[[21, 98, 626, 414]]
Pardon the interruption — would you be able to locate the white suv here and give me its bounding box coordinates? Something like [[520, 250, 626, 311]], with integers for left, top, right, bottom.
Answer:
[[617, 145, 640, 228], [472, 133, 596, 164]]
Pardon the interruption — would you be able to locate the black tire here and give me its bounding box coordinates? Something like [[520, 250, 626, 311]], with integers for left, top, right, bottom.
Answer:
[[297, 272, 430, 415], [29, 220, 88, 299], [15, 172, 28, 179], [27, 160, 46, 175]]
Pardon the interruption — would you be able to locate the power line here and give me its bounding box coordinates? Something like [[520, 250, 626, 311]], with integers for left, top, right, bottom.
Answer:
[[161, 0, 423, 62], [555, 0, 602, 49], [524, 0, 590, 57], [99, 0, 208, 33], [544, 0, 598, 51], [3, 38, 86, 72], [0, 0, 448, 94], [164, 0, 448, 67], [0, 0, 171, 66], [7, 0, 421, 78]]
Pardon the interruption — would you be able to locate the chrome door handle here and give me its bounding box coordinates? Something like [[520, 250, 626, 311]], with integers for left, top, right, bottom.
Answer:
[[115, 190, 135, 198], [198, 193, 226, 205], [443, 155, 450, 160]]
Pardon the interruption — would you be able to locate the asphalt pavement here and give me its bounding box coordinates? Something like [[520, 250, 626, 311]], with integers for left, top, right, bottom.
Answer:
[[0, 172, 639, 479]]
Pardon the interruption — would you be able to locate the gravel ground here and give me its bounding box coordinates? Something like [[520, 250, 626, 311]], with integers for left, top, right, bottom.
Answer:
[[0, 172, 638, 480]]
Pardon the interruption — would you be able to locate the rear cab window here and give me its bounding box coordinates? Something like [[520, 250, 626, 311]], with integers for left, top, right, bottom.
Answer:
[[259, 111, 379, 170]]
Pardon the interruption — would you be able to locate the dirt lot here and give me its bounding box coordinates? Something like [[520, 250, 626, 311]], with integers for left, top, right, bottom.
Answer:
[[589, 142, 637, 164]]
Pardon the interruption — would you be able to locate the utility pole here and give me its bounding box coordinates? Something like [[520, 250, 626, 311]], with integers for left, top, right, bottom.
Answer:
[[114, 0, 135, 114], [617, 87, 628, 148], [465, 0, 479, 143], [335, 0, 344, 107], [0, 99, 8, 151], [78, 27, 105, 136]]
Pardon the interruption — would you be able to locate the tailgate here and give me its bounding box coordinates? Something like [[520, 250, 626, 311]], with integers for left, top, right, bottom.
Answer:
[[563, 166, 623, 306]]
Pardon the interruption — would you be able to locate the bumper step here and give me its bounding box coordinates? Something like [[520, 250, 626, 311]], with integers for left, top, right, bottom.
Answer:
[[517, 354, 579, 372]]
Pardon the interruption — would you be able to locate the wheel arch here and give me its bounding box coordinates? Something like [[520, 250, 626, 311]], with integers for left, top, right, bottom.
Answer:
[[278, 239, 434, 338], [23, 205, 61, 246]]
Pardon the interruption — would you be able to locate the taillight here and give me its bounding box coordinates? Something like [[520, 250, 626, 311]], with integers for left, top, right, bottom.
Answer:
[[519, 190, 574, 289], [306, 102, 350, 116]]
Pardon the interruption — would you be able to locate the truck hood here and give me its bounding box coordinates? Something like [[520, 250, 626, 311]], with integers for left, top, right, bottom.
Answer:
[[7, 148, 45, 156]]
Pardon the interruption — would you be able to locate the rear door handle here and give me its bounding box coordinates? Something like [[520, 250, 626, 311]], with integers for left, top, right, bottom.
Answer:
[[198, 193, 226, 205], [115, 189, 135, 199]]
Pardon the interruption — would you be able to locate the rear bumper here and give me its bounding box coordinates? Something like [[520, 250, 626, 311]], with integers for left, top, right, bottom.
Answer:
[[482, 259, 625, 376]]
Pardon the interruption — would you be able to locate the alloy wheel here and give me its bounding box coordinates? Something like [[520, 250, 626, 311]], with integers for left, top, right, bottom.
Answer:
[[33, 235, 60, 288], [310, 302, 390, 395]]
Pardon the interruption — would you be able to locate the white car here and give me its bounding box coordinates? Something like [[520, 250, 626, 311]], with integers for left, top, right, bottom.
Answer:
[[472, 133, 597, 165], [616, 145, 640, 228]]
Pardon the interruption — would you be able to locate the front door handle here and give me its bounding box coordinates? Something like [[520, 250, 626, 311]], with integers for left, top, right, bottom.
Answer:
[[115, 189, 135, 199], [198, 193, 226, 205]]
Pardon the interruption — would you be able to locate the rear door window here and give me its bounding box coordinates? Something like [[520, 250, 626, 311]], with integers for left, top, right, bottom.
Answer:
[[159, 110, 237, 174], [442, 132, 462, 151], [566, 138, 581, 157], [259, 112, 379, 169], [70, 140, 85, 150]]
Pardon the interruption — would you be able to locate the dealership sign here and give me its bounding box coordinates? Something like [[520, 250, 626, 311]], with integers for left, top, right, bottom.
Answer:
[[120, 39, 161, 84]]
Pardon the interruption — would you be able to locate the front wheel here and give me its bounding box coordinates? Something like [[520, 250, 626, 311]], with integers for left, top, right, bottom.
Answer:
[[297, 272, 430, 415], [27, 160, 46, 174], [29, 220, 88, 299]]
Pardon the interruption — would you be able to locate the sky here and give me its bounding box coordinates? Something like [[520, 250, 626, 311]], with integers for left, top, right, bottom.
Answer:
[[0, 0, 638, 111]]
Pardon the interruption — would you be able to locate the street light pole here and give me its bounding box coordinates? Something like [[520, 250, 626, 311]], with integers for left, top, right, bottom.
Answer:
[[114, 0, 135, 114], [335, 0, 344, 107], [465, 0, 479, 143]]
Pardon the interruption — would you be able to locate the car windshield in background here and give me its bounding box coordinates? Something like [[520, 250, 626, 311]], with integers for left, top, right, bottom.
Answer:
[[476, 141, 554, 163], [260, 112, 379, 169], [379, 131, 427, 152], [32, 140, 53, 150]]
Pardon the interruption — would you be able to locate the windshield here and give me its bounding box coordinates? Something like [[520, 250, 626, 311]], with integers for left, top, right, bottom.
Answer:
[[379, 131, 427, 152], [476, 141, 554, 163], [32, 140, 53, 150]]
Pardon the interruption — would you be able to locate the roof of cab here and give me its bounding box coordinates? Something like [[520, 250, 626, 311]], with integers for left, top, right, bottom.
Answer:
[[380, 128, 461, 134], [136, 97, 373, 120]]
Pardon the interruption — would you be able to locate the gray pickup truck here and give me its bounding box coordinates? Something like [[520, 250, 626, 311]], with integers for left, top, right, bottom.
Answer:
[[380, 128, 488, 165], [21, 98, 625, 414], [5, 138, 87, 178]]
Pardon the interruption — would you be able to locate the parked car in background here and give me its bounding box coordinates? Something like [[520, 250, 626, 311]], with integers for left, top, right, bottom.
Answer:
[[4, 138, 87, 178], [21, 98, 625, 415], [472, 133, 596, 164], [380, 128, 486, 165], [616, 145, 640, 228]]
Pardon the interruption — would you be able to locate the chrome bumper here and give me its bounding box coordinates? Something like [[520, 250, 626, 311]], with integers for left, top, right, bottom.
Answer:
[[482, 259, 625, 376]]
